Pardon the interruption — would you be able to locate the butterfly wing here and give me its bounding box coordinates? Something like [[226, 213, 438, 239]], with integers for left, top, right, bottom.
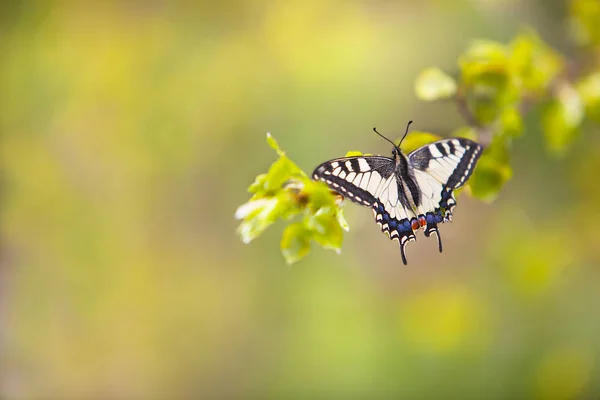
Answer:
[[312, 156, 394, 206], [408, 138, 483, 250], [312, 156, 419, 264]]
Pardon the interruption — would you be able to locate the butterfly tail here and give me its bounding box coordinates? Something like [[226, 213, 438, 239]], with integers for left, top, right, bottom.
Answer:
[[423, 211, 444, 253], [426, 228, 443, 253], [397, 226, 416, 265], [400, 244, 408, 265]]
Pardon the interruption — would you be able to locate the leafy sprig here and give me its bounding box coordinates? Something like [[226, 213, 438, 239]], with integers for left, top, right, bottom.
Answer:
[[235, 134, 349, 264], [415, 27, 600, 200]]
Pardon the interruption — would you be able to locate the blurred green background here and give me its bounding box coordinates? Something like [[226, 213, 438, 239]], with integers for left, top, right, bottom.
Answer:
[[1, 1, 599, 399]]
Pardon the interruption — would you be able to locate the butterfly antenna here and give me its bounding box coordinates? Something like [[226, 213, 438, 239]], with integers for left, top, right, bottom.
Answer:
[[372, 127, 399, 149], [398, 120, 413, 146]]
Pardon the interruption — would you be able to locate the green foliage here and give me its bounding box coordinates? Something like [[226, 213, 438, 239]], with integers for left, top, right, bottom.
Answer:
[[414, 67, 457, 101], [468, 136, 513, 202], [542, 84, 584, 156], [499, 106, 524, 138], [416, 25, 599, 198], [238, 10, 600, 264], [458, 39, 518, 124], [236, 133, 348, 264], [509, 30, 563, 95], [569, 0, 600, 47], [576, 72, 600, 121], [451, 126, 479, 141]]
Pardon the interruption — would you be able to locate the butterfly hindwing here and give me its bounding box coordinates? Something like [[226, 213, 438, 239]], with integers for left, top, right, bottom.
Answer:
[[408, 138, 483, 248], [371, 200, 419, 265]]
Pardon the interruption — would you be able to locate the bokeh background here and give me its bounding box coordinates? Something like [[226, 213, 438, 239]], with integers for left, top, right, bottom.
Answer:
[[1, 1, 599, 399]]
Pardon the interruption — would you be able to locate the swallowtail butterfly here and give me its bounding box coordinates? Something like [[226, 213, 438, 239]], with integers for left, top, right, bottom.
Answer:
[[312, 122, 482, 264]]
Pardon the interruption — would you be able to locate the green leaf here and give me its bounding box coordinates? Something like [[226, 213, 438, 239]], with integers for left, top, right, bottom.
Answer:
[[461, 39, 508, 61], [261, 157, 300, 194], [414, 67, 457, 101], [266, 132, 285, 157], [304, 180, 338, 210], [575, 71, 600, 121], [459, 40, 510, 85], [542, 83, 584, 156], [344, 150, 364, 157], [468, 81, 513, 124], [235, 197, 286, 244], [281, 223, 312, 265], [236, 133, 351, 264], [336, 207, 350, 232], [458, 40, 520, 124], [305, 206, 344, 253], [569, 0, 600, 47], [248, 173, 268, 194], [400, 131, 442, 153], [468, 136, 513, 202], [509, 29, 564, 94], [451, 126, 479, 141], [500, 106, 524, 138], [255, 134, 308, 195]]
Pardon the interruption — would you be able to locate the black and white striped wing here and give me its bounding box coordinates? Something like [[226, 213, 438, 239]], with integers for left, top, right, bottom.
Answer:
[[312, 156, 394, 206], [408, 137, 483, 240], [312, 156, 419, 264]]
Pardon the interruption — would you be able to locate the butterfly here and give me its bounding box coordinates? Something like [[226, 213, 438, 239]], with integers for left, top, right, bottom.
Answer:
[[312, 121, 483, 264]]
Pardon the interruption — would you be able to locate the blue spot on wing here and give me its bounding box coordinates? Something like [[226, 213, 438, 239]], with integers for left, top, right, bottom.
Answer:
[[371, 202, 416, 265]]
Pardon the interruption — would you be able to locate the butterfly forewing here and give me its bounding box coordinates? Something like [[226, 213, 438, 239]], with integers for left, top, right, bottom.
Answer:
[[312, 156, 395, 206]]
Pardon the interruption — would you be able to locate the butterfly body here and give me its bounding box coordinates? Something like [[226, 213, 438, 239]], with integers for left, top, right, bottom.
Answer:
[[312, 136, 482, 264]]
